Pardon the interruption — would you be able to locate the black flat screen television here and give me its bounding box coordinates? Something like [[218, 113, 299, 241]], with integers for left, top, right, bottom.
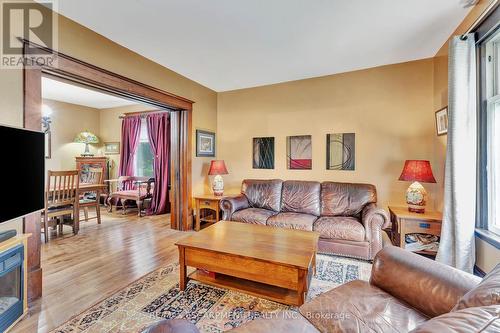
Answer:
[[0, 125, 45, 223]]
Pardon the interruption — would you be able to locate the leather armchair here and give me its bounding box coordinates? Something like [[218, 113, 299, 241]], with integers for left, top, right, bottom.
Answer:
[[141, 319, 198, 333], [143, 247, 498, 333]]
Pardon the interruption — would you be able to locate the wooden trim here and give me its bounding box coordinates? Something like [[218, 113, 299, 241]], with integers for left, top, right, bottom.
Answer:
[[23, 55, 43, 302], [23, 40, 193, 111], [120, 110, 166, 118], [169, 112, 180, 230], [181, 109, 193, 230], [23, 41, 194, 301]]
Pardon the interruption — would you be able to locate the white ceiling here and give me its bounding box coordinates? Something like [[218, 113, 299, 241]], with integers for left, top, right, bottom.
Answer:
[[52, 0, 472, 92], [42, 77, 138, 109]]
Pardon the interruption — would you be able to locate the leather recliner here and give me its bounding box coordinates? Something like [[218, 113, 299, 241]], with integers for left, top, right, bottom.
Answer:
[[143, 246, 500, 333]]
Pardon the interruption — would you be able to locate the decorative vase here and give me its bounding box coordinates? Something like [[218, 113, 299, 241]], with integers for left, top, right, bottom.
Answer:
[[212, 174, 224, 196], [406, 181, 427, 213]]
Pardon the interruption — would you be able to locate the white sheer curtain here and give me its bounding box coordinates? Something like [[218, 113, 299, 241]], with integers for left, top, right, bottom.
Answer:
[[436, 34, 477, 273]]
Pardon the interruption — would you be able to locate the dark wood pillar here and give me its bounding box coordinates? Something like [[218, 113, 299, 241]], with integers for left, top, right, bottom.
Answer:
[[23, 65, 43, 302], [169, 109, 193, 231]]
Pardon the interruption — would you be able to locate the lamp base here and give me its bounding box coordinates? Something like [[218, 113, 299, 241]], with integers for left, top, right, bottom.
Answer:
[[406, 181, 427, 214], [212, 175, 224, 196], [81, 142, 94, 157]]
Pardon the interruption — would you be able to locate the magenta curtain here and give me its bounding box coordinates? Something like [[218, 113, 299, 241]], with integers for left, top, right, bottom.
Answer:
[[146, 112, 170, 215], [119, 116, 141, 180]]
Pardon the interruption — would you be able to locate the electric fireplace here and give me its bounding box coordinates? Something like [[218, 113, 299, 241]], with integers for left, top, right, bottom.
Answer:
[[0, 244, 24, 332]]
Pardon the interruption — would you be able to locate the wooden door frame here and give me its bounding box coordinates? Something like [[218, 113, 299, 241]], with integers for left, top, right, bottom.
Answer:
[[23, 40, 193, 299]]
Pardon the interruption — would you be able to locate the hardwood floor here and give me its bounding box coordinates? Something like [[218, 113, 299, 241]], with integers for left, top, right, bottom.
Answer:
[[11, 211, 189, 333]]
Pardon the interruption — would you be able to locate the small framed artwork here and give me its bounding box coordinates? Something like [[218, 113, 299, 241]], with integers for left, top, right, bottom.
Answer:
[[287, 135, 312, 170], [196, 130, 215, 157], [435, 107, 448, 136], [104, 142, 120, 154], [253, 137, 274, 169], [326, 133, 355, 170]]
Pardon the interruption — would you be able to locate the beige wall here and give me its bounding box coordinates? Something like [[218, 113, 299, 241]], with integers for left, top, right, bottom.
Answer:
[[218, 59, 436, 209], [42, 100, 159, 182], [43, 99, 101, 171], [55, 16, 218, 197], [432, 0, 500, 273]]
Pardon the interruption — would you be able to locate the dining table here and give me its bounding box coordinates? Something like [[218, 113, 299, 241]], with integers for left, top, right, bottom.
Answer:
[[46, 183, 108, 234]]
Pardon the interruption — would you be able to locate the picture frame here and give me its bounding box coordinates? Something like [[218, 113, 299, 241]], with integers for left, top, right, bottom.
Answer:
[[196, 130, 215, 157], [435, 107, 448, 136], [104, 142, 120, 154], [326, 133, 355, 170], [253, 137, 275, 169], [287, 135, 312, 170]]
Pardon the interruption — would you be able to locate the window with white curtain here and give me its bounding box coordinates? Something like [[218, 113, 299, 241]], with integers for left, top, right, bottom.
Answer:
[[485, 28, 500, 236], [134, 118, 154, 178]]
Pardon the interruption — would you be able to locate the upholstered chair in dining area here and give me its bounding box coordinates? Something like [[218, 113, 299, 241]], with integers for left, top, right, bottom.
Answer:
[[106, 176, 155, 216]]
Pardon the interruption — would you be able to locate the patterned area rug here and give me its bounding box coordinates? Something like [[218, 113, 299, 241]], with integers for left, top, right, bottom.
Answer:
[[51, 254, 371, 333]]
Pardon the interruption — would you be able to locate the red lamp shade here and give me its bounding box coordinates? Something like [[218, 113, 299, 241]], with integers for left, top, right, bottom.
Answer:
[[398, 160, 436, 183], [208, 160, 228, 175]]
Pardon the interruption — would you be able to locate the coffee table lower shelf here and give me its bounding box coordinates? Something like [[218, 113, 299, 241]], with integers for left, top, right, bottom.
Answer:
[[189, 270, 304, 306]]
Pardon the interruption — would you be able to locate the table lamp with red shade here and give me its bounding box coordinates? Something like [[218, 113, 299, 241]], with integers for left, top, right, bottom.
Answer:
[[398, 160, 436, 213], [208, 160, 228, 196]]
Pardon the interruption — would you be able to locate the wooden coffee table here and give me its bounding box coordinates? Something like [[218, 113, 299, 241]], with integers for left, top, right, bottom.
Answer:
[[175, 221, 319, 306]]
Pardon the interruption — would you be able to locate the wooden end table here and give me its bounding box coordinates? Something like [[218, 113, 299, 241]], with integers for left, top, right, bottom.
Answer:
[[176, 221, 319, 306], [194, 195, 224, 231], [388, 206, 443, 256]]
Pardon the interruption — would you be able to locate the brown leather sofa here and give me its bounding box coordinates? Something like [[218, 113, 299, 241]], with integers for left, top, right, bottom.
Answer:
[[220, 179, 390, 260], [143, 246, 500, 333]]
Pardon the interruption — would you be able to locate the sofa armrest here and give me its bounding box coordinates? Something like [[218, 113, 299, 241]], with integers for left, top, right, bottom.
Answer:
[[361, 203, 390, 258], [220, 194, 250, 220], [370, 246, 481, 318]]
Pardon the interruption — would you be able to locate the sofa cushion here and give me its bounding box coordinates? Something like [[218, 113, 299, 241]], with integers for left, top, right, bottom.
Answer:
[[299, 280, 428, 333], [242, 179, 283, 212], [321, 182, 377, 216], [410, 306, 500, 333], [232, 208, 276, 225], [314, 216, 365, 241], [281, 180, 321, 216], [267, 212, 317, 231], [453, 264, 500, 311]]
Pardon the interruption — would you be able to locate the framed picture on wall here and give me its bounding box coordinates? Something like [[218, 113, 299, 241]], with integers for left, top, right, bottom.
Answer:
[[104, 142, 120, 154], [253, 137, 275, 169], [435, 107, 448, 136], [326, 133, 355, 170], [196, 130, 215, 157], [287, 135, 312, 169]]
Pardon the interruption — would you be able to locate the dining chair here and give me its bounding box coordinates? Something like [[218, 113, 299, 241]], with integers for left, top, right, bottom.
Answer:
[[43, 170, 80, 243], [80, 167, 104, 224]]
